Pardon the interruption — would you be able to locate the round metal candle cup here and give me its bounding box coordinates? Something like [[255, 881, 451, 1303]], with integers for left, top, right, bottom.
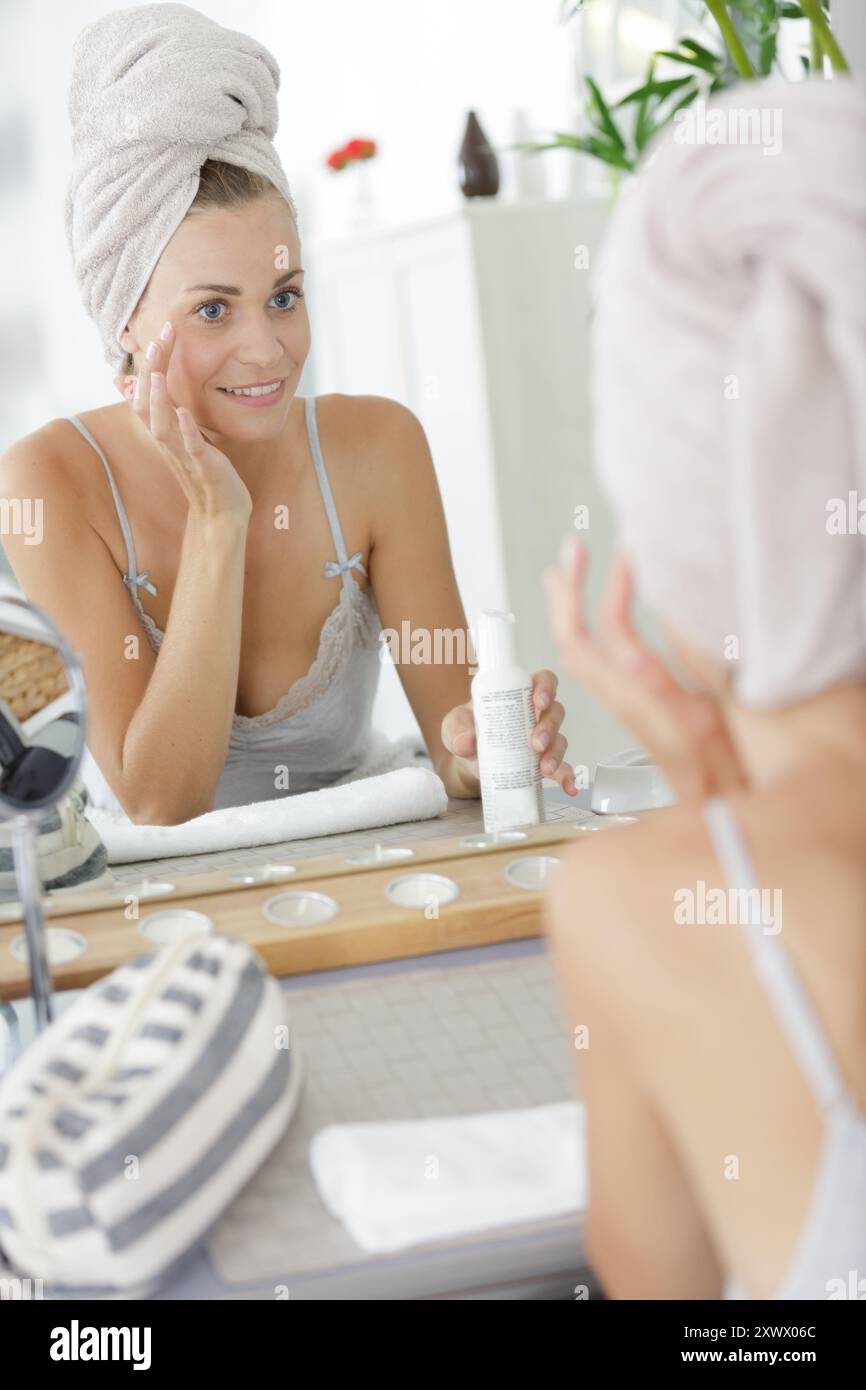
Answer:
[[10, 927, 87, 965], [110, 880, 176, 900], [505, 856, 563, 891], [138, 909, 215, 945], [262, 890, 339, 927], [345, 845, 415, 866], [572, 815, 638, 833], [385, 873, 460, 909], [228, 863, 297, 885], [460, 831, 528, 850]]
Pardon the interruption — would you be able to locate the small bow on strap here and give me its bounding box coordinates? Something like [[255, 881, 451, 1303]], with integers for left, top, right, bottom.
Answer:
[[323, 551, 366, 580], [123, 570, 159, 597]]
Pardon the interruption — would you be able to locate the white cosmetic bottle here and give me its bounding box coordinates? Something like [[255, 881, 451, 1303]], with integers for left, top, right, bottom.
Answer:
[[471, 609, 545, 832]]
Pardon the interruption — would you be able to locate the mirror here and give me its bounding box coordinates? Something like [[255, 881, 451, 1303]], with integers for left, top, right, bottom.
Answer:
[[0, 588, 91, 1031]]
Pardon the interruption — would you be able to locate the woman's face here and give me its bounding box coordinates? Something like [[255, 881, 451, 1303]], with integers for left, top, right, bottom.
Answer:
[[121, 195, 309, 440]]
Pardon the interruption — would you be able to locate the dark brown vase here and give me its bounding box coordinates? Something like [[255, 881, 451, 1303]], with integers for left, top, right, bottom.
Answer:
[[458, 110, 500, 198]]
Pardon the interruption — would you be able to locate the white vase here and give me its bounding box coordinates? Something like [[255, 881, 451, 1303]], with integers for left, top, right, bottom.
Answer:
[[346, 159, 377, 233]]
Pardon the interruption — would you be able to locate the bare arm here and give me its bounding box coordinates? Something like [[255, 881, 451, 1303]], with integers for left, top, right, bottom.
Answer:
[[0, 441, 249, 824], [1, 324, 257, 823], [363, 398, 480, 798], [117, 508, 249, 822]]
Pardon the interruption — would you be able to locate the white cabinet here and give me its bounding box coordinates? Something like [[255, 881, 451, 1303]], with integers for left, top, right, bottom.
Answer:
[[306, 197, 632, 772]]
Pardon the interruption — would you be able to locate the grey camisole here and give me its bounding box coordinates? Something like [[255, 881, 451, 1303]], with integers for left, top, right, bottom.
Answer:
[[703, 796, 866, 1300], [67, 397, 384, 814]]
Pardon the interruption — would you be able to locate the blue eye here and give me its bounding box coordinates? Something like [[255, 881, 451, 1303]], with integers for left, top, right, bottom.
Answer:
[[194, 289, 303, 324], [271, 289, 302, 310]]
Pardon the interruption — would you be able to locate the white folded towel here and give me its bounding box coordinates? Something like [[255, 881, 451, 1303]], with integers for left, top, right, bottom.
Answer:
[[86, 766, 447, 864], [308, 1102, 586, 1253]]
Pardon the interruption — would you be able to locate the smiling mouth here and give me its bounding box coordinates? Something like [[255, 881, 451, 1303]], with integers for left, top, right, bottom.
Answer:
[[217, 378, 286, 397]]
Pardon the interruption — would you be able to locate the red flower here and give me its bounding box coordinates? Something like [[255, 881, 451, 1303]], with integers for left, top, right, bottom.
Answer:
[[325, 137, 378, 171]]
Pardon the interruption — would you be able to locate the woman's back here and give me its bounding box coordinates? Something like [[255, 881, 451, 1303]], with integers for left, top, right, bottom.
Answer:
[[582, 747, 866, 1300]]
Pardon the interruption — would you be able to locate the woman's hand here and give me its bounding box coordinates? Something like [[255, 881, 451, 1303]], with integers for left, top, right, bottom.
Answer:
[[115, 324, 252, 524], [441, 669, 579, 796], [542, 538, 747, 804]]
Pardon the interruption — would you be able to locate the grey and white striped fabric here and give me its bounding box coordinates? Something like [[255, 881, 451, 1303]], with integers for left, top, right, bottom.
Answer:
[[0, 935, 301, 1294]]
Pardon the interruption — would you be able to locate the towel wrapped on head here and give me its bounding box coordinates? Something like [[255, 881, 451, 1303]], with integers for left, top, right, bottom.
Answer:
[[593, 78, 866, 708], [64, 2, 297, 372]]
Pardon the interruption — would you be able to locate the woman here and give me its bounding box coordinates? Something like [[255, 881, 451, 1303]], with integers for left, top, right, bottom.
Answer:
[[543, 77, 866, 1299], [0, 4, 576, 824]]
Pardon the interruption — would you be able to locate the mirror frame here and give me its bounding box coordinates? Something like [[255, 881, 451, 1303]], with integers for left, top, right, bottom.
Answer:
[[0, 585, 90, 816]]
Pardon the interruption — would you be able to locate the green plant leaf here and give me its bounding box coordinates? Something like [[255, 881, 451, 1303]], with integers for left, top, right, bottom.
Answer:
[[667, 84, 703, 120], [616, 75, 693, 106], [632, 59, 654, 153], [531, 131, 634, 171], [680, 36, 725, 66], [654, 46, 720, 74], [584, 75, 627, 150], [758, 32, 777, 74]]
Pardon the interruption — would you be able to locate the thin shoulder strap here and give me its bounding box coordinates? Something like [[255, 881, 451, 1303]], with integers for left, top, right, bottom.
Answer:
[[304, 396, 367, 592], [65, 416, 158, 598], [702, 796, 849, 1113]]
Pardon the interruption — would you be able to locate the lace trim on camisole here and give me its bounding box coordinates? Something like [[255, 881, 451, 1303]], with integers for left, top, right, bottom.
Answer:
[[133, 575, 381, 729]]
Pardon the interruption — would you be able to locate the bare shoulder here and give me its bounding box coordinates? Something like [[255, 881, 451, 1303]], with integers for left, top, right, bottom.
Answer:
[[316, 393, 429, 471], [549, 770, 866, 972], [549, 804, 710, 950], [318, 392, 423, 434], [0, 416, 96, 505]]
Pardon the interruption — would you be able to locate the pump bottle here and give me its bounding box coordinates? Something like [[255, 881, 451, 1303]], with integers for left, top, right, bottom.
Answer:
[[470, 609, 545, 832]]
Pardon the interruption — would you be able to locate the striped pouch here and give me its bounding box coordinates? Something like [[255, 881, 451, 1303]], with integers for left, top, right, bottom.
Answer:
[[0, 934, 301, 1295]]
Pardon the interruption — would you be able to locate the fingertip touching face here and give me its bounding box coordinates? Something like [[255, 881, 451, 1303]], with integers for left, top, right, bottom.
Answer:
[[121, 196, 309, 438]]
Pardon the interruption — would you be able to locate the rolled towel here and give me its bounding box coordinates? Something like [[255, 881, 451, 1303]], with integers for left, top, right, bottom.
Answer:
[[308, 1102, 586, 1253], [65, 3, 297, 372], [85, 765, 448, 863], [594, 78, 866, 707]]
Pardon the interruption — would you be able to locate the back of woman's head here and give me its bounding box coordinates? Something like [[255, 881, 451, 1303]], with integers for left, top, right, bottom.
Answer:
[[593, 77, 866, 710]]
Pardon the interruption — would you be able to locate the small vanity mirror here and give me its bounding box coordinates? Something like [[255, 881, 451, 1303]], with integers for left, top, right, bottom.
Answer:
[[0, 588, 91, 1031]]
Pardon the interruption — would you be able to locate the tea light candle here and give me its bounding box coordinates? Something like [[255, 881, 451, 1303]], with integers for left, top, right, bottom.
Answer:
[[505, 856, 563, 891], [110, 879, 176, 900], [572, 815, 638, 833], [10, 927, 87, 964], [460, 831, 528, 850], [139, 909, 214, 945], [385, 873, 459, 909], [228, 863, 297, 885], [345, 843, 415, 866], [262, 891, 339, 927]]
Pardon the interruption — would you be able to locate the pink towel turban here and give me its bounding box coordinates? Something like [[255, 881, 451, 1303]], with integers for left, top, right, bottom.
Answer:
[[593, 77, 866, 707], [65, 3, 298, 372]]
